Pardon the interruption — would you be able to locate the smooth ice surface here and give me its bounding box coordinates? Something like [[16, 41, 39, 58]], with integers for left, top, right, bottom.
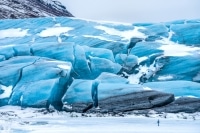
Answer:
[[96, 72, 128, 84], [170, 23, 200, 44], [19, 79, 59, 107], [73, 45, 91, 78], [139, 24, 169, 40], [90, 56, 122, 78], [0, 56, 72, 107], [130, 42, 163, 57], [31, 42, 75, 62], [98, 83, 143, 100], [83, 46, 115, 62], [62, 79, 94, 104], [144, 81, 200, 97], [115, 54, 138, 69]]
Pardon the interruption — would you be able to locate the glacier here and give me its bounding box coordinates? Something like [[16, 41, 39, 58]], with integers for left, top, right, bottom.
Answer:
[[0, 17, 200, 113]]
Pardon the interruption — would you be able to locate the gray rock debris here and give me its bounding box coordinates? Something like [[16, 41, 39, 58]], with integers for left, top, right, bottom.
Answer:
[[155, 97, 200, 113]]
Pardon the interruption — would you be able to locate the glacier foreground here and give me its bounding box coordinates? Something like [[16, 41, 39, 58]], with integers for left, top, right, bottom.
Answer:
[[0, 106, 200, 133], [0, 17, 200, 114]]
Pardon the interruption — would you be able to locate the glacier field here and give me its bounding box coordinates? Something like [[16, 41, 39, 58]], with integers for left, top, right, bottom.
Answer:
[[0, 17, 200, 114]]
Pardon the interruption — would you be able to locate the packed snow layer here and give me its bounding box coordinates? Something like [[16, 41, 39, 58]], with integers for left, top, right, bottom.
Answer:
[[0, 17, 200, 112], [0, 85, 12, 99], [0, 28, 29, 39], [95, 25, 146, 40], [38, 27, 73, 37], [158, 43, 200, 56], [0, 106, 200, 133]]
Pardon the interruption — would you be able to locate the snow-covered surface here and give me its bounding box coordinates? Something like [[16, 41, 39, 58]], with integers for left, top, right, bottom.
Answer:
[[158, 43, 200, 57], [156, 32, 200, 56], [57, 64, 71, 70], [0, 28, 29, 39], [0, 106, 200, 133], [38, 27, 73, 37], [83, 35, 115, 42], [138, 56, 148, 64], [158, 75, 174, 81], [143, 86, 152, 90], [128, 67, 147, 84], [0, 85, 12, 99], [95, 26, 146, 40]]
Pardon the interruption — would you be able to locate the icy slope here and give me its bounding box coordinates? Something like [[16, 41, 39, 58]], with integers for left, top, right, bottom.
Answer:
[[0, 0, 73, 19], [0, 17, 200, 113]]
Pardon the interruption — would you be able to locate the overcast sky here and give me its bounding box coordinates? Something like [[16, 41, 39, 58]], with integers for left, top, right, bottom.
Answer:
[[59, 0, 200, 23]]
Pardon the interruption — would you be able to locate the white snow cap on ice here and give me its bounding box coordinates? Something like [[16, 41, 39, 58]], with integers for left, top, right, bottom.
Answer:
[[57, 64, 71, 70], [0, 85, 12, 99], [158, 75, 174, 81], [38, 27, 73, 37], [158, 43, 200, 57], [95, 25, 146, 40], [0, 28, 29, 39]]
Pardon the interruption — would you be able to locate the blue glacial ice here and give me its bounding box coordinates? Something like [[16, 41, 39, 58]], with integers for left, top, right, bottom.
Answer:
[[0, 17, 200, 109], [144, 81, 200, 98], [62, 79, 94, 104]]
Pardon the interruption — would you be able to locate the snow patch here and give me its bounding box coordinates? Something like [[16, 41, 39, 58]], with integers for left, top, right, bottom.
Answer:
[[175, 95, 199, 99], [83, 35, 115, 42], [158, 75, 174, 81], [138, 56, 148, 64], [57, 36, 62, 43], [128, 65, 149, 84], [156, 30, 175, 44], [0, 106, 200, 133], [0, 85, 12, 99], [143, 87, 152, 90], [54, 23, 61, 27], [158, 43, 200, 57], [129, 55, 164, 84], [38, 27, 73, 37], [187, 95, 199, 98], [95, 25, 146, 40], [57, 64, 71, 70], [0, 44, 15, 48], [156, 33, 200, 57], [0, 28, 29, 39]]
